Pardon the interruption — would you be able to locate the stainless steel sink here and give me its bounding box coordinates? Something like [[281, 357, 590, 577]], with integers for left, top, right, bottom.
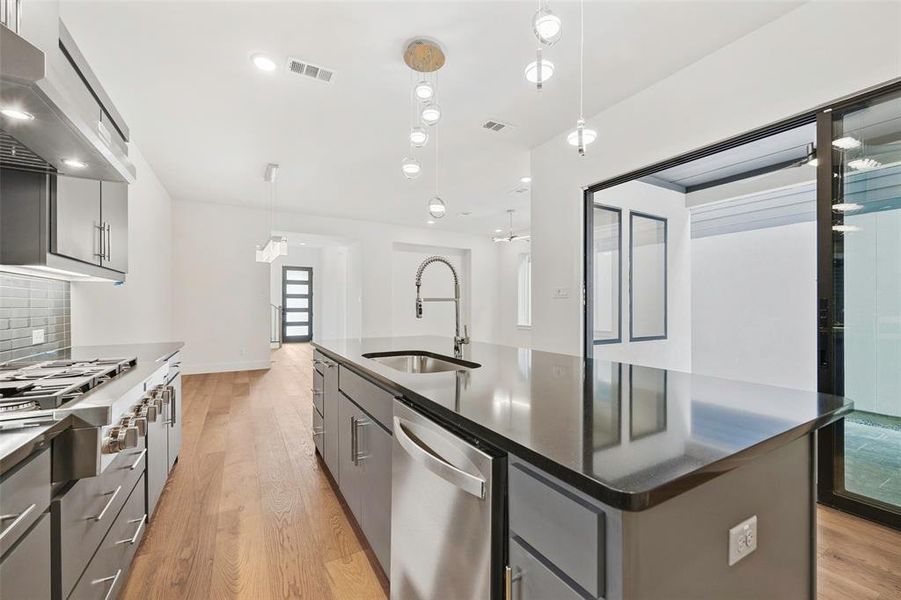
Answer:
[[362, 351, 481, 374]]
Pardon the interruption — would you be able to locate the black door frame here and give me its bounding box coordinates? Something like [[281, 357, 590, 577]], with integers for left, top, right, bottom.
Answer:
[[282, 266, 313, 343], [581, 78, 901, 530], [815, 84, 901, 531]]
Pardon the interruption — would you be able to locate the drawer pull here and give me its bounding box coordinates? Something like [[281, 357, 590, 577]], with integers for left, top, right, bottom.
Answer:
[[117, 514, 147, 545], [92, 568, 122, 600], [311, 389, 323, 395], [312, 428, 324, 437], [92, 485, 122, 522], [129, 448, 148, 470], [0, 503, 36, 543]]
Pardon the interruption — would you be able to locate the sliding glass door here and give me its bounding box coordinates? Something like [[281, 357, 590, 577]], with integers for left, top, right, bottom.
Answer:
[[818, 87, 901, 529]]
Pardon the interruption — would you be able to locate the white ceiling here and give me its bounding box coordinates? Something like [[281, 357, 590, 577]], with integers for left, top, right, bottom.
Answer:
[[60, 1, 801, 236]]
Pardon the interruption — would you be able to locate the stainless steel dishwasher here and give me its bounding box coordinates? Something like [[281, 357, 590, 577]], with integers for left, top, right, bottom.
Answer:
[[391, 399, 505, 600]]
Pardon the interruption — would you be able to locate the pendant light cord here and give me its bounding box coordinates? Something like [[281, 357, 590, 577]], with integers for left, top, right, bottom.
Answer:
[[434, 119, 439, 195], [579, 0, 584, 119]]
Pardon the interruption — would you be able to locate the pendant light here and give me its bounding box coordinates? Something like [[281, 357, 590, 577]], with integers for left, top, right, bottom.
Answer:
[[533, 1, 562, 46], [410, 126, 429, 148], [421, 102, 441, 126], [525, 50, 555, 89], [414, 78, 434, 100], [567, 0, 596, 156], [403, 38, 445, 176], [255, 163, 288, 264], [401, 156, 422, 178], [428, 124, 446, 219]]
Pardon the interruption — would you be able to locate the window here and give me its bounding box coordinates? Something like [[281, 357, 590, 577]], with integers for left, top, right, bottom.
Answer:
[[629, 212, 667, 341], [592, 205, 622, 343], [517, 253, 531, 327]]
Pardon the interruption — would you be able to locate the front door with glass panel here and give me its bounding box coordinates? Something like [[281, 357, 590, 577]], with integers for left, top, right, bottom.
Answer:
[[819, 87, 901, 529], [282, 267, 313, 343]]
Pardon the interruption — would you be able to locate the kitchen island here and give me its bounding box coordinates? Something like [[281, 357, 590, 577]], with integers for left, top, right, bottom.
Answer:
[[312, 336, 852, 600]]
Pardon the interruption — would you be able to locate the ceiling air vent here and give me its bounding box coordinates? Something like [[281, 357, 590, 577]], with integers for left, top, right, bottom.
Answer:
[[482, 119, 511, 132], [287, 58, 335, 83]]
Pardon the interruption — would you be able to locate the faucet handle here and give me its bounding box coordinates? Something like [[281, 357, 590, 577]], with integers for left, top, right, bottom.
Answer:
[[463, 325, 470, 343]]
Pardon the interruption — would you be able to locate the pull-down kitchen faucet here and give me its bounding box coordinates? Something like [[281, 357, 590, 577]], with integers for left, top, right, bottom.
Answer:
[[415, 256, 470, 358]]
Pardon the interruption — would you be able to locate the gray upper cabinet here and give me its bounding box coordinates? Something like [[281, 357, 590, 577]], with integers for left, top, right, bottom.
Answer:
[[52, 175, 102, 266], [101, 181, 128, 273]]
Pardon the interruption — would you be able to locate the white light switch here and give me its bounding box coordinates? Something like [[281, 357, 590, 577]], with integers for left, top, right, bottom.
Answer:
[[32, 329, 45, 344], [728, 515, 758, 566], [552, 287, 570, 299]]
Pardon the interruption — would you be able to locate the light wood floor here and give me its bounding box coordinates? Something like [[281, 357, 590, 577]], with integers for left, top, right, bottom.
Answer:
[[122, 343, 901, 600]]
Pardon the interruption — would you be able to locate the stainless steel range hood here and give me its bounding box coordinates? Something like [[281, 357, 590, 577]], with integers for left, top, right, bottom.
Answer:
[[0, 0, 135, 182]]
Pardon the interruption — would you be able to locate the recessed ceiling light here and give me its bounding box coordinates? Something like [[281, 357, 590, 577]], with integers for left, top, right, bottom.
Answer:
[[62, 158, 88, 169], [427, 220, 435, 225], [299, 242, 307, 246], [524, 59, 555, 84], [494, 228, 503, 233], [251, 53, 278, 72], [1, 107, 35, 121], [848, 157, 881, 170], [520, 176, 532, 184], [832, 136, 861, 150], [832, 202, 862, 212]]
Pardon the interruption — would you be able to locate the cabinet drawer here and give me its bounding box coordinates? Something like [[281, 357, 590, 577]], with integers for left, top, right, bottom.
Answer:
[[0, 448, 50, 556], [69, 475, 146, 600], [339, 366, 394, 430], [313, 370, 324, 415], [510, 535, 585, 600], [313, 350, 327, 376], [0, 513, 51, 600], [53, 441, 146, 598], [313, 407, 324, 457], [509, 461, 605, 598]]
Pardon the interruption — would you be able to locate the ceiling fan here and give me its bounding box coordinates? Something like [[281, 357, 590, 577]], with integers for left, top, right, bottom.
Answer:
[[493, 209, 530, 243]]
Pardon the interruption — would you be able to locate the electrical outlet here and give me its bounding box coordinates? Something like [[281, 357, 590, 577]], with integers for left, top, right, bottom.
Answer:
[[552, 287, 570, 299], [32, 329, 45, 345], [728, 515, 758, 566]]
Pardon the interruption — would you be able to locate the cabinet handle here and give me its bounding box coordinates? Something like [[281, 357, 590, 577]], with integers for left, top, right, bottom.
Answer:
[[92, 485, 122, 522], [105, 222, 112, 261], [312, 428, 324, 437], [116, 514, 147, 545], [353, 417, 370, 464], [351, 416, 358, 465], [0, 503, 36, 543], [129, 448, 147, 470], [311, 389, 323, 395], [94, 222, 105, 259], [91, 568, 122, 600]]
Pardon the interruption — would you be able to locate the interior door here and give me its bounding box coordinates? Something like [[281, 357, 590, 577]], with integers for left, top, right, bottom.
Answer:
[[51, 175, 102, 265], [818, 86, 901, 530], [101, 181, 128, 273], [282, 266, 313, 343]]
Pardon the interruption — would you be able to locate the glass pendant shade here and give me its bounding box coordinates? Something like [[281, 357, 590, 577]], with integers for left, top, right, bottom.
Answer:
[[524, 59, 555, 85], [401, 156, 422, 179], [414, 80, 434, 100], [533, 6, 562, 45], [428, 196, 447, 218], [410, 126, 429, 148], [567, 119, 597, 155], [420, 102, 442, 126]]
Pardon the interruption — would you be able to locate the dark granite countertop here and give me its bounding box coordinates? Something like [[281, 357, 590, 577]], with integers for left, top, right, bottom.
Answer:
[[0, 342, 183, 475], [313, 336, 852, 511]]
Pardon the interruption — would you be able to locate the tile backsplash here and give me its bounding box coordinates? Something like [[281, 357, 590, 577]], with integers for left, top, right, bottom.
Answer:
[[0, 271, 71, 363]]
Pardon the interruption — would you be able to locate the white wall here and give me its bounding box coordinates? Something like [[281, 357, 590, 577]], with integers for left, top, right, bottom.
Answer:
[[530, 1, 901, 358], [173, 200, 501, 373], [269, 245, 322, 340], [71, 145, 174, 346], [692, 222, 818, 391], [496, 241, 532, 348], [590, 181, 691, 371]]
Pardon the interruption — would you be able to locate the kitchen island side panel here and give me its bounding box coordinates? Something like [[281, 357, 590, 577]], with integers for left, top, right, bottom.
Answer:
[[621, 434, 814, 600]]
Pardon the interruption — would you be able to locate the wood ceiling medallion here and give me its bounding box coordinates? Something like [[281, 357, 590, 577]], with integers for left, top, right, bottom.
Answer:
[[403, 38, 446, 73]]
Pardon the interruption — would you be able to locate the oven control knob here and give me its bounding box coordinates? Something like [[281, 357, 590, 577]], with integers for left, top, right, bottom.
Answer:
[[120, 426, 139, 450], [102, 429, 121, 454], [131, 416, 147, 437]]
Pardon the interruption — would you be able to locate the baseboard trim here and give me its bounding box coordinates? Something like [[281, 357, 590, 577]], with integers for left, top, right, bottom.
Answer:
[[182, 360, 272, 375]]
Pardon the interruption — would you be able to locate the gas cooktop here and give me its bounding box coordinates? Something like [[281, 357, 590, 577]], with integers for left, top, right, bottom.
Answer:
[[0, 357, 137, 419]]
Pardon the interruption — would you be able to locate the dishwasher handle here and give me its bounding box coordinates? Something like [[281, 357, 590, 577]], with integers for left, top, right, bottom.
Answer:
[[393, 416, 486, 499]]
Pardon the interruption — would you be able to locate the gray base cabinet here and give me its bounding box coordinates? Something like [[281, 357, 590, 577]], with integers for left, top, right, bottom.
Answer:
[[166, 372, 182, 472], [0, 513, 51, 600], [145, 413, 168, 519], [314, 358, 392, 575]]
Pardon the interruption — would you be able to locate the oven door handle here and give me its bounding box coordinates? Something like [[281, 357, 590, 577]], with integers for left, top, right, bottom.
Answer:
[[0, 503, 36, 543]]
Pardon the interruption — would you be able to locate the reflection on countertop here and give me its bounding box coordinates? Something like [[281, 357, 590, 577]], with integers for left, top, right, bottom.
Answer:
[[314, 336, 852, 510]]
